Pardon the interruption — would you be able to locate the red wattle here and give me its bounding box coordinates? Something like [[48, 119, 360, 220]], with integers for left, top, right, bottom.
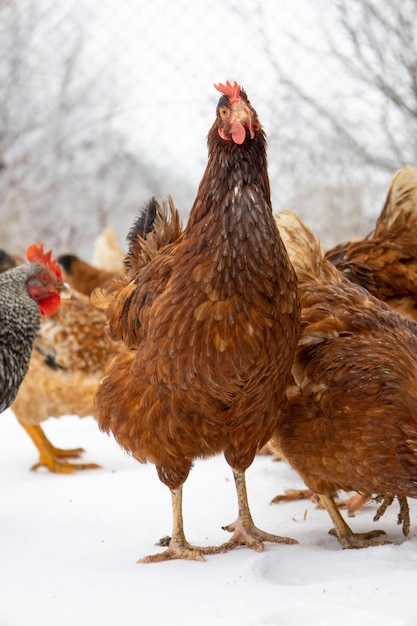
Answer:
[[218, 128, 229, 141], [39, 293, 61, 316], [218, 124, 247, 144], [231, 122, 246, 145]]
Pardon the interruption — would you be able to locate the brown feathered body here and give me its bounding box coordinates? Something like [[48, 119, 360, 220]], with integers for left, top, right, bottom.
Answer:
[[276, 211, 417, 502], [96, 90, 300, 493], [326, 165, 417, 321]]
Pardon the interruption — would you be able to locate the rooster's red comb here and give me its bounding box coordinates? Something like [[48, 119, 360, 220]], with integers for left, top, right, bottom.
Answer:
[[26, 242, 63, 279], [214, 81, 241, 104]]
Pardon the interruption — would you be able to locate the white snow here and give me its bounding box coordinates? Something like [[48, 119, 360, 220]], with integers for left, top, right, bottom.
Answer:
[[1, 409, 417, 626]]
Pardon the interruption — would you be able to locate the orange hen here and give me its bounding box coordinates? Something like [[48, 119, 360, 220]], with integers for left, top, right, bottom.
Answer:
[[93, 82, 300, 563]]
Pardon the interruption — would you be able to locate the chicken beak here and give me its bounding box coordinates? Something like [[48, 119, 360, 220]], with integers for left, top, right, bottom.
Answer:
[[59, 281, 71, 299], [233, 101, 252, 122], [233, 102, 256, 140]]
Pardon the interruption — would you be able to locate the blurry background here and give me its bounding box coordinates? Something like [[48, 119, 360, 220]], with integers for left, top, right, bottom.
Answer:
[[1, 0, 416, 258]]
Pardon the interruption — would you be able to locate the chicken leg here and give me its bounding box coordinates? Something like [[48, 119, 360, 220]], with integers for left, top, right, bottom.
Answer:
[[138, 469, 297, 564], [373, 495, 410, 536], [19, 422, 101, 474], [219, 469, 297, 552], [319, 494, 391, 549], [138, 486, 216, 563]]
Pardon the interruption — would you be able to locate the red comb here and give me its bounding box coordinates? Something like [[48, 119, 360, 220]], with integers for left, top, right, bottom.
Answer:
[[26, 242, 63, 280], [214, 81, 241, 104]]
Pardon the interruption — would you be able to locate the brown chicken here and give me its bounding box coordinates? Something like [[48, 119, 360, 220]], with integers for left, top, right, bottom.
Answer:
[[326, 165, 417, 321], [11, 288, 122, 473], [272, 165, 417, 518], [93, 81, 300, 563], [0, 243, 67, 413], [273, 210, 417, 548], [58, 253, 115, 296]]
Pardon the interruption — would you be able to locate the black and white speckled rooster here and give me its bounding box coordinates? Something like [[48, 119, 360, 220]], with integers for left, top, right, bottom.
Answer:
[[0, 243, 67, 413]]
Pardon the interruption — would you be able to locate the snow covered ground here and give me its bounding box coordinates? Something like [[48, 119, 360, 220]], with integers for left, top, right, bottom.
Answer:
[[1, 409, 417, 626]]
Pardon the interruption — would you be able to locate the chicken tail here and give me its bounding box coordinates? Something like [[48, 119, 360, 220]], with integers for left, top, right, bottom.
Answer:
[[275, 211, 344, 285], [91, 195, 183, 346], [125, 195, 183, 277], [376, 165, 417, 233]]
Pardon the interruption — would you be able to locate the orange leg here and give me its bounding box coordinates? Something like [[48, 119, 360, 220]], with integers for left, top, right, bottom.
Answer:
[[18, 421, 101, 474]]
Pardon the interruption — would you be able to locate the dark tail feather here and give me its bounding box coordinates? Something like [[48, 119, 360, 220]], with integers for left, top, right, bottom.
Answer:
[[126, 197, 159, 249], [124, 195, 182, 276]]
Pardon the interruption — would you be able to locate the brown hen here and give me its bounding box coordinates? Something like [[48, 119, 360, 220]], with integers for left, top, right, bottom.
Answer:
[[93, 81, 300, 563], [272, 165, 417, 518], [58, 254, 115, 296], [273, 210, 417, 548], [326, 165, 417, 321]]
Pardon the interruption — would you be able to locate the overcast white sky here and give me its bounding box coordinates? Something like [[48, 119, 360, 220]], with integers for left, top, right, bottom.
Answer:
[[2, 0, 406, 255], [57, 0, 329, 186]]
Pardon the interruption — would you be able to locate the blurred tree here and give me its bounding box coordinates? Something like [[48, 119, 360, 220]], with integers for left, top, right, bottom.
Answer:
[[230, 0, 417, 246], [290, 0, 417, 173], [0, 2, 158, 257], [3, 0, 414, 254]]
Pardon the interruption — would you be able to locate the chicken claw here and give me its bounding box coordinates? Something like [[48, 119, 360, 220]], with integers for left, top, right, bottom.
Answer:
[[139, 523, 296, 563], [320, 494, 392, 549], [137, 470, 298, 564], [219, 469, 298, 553], [373, 495, 410, 536], [21, 422, 101, 474], [31, 455, 101, 474], [138, 488, 231, 564], [220, 517, 297, 552], [138, 540, 208, 563], [270, 488, 317, 505], [270, 488, 370, 519], [328, 527, 390, 549]]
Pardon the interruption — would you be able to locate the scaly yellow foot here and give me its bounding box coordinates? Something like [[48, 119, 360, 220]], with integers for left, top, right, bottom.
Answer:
[[138, 539, 220, 564], [220, 517, 297, 552]]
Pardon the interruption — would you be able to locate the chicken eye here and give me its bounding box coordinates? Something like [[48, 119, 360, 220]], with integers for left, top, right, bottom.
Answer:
[[219, 107, 229, 118]]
